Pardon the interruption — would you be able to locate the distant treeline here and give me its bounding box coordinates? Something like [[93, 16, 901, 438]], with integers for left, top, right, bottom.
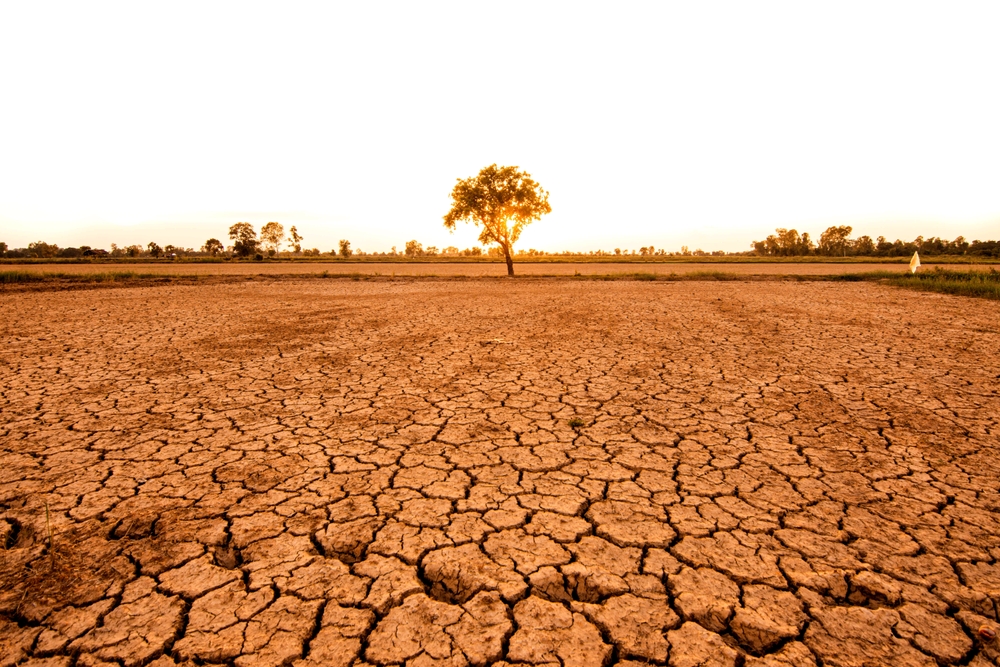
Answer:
[[751, 225, 999, 258], [3, 223, 998, 260]]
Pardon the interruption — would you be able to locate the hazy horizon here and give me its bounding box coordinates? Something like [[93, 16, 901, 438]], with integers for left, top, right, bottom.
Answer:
[[2, 2, 998, 253]]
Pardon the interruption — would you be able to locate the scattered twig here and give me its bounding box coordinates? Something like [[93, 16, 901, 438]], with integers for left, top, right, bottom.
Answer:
[[45, 498, 54, 562]]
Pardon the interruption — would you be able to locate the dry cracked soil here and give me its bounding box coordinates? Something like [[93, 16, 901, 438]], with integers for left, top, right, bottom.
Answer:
[[1, 279, 999, 667]]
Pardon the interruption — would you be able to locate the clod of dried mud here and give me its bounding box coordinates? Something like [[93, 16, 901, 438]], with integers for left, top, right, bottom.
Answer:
[[1, 279, 999, 667]]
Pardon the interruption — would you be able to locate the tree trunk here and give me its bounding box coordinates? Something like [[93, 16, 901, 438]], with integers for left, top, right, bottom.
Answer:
[[503, 245, 514, 276]]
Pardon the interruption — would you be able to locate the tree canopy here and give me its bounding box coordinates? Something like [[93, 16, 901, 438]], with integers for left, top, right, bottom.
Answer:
[[228, 223, 258, 257], [260, 222, 285, 256], [443, 164, 551, 276], [289, 226, 303, 254], [202, 238, 224, 256], [818, 225, 853, 257]]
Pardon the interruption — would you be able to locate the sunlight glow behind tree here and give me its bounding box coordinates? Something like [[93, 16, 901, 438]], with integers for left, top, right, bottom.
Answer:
[[443, 165, 551, 276]]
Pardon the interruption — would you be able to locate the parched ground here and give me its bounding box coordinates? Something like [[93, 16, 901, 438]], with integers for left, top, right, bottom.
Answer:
[[1, 279, 999, 667]]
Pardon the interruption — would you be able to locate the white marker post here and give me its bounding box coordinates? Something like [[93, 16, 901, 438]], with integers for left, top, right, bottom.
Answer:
[[909, 251, 920, 274]]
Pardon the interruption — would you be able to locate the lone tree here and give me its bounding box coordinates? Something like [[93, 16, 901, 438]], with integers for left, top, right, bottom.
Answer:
[[443, 164, 551, 276], [229, 223, 258, 257], [338, 239, 352, 258]]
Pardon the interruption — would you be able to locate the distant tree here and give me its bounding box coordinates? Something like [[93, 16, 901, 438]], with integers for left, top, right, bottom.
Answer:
[[260, 222, 285, 255], [202, 238, 224, 256], [818, 225, 853, 256], [853, 235, 875, 255], [58, 247, 82, 258], [425, 246, 439, 256], [404, 240, 423, 256], [0, 241, 8, 256], [289, 226, 303, 254], [969, 239, 1000, 257], [339, 239, 352, 258], [443, 164, 551, 276], [147, 242, 163, 258], [127, 244, 143, 258], [28, 241, 60, 258], [229, 222, 259, 257]]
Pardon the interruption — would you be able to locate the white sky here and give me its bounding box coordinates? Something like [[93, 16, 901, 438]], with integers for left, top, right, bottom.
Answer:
[[1, 1, 998, 253]]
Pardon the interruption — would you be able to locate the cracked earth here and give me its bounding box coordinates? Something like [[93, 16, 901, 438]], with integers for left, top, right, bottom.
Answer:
[[1, 279, 999, 667]]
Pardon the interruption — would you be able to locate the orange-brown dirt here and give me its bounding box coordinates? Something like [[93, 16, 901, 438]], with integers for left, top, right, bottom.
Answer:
[[1, 279, 999, 667]]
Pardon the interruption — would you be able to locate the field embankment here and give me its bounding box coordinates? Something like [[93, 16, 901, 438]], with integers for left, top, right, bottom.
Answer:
[[4, 265, 999, 300], [4, 260, 998, 278]]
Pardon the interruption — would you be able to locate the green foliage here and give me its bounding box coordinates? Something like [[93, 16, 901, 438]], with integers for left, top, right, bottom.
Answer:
[[443, 164, 551, 276], [568, 417, 585, 428]]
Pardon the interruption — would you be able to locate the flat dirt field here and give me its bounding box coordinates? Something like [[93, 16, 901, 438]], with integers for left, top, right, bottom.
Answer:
[[13, 260, 999, 276], [2, 279, 999, 667]]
